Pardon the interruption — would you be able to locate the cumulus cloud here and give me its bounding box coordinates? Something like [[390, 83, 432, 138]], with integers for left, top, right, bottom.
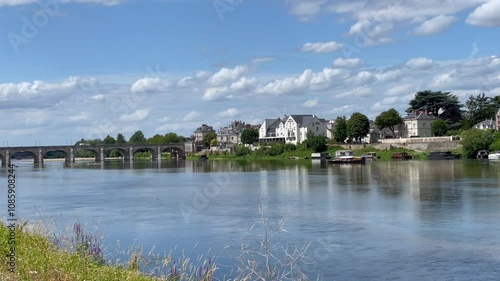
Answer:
[[183, 111, 200, 122], [302, 98, 318, 108], [207, 65, 247, 86], [202, 86, 229, 101], [302, 41, 343, 53], [413, 15, 457, 36], [466, 0, 500, 27], [217, 108, 239, 118], [332, 58, 364, 68], [336, 86, 371, 98], [257, 69, 313, 95], [405, 57, 438, 70], [118, 109, 151, 122], [130, 77, 171, 93]]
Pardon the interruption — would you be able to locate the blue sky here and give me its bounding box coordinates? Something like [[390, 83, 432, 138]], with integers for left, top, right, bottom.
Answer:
[[1, 0, 499, 145]]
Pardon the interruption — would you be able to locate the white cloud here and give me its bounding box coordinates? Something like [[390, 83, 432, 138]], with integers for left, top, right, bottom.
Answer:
[[336, 86, 371, 98], [217, 108, 239, 118], [257, 69, 313, 95], [177, 76, 194, 88], [301, 41, 343, 53], [328, 105, 353, 115], [183, 111, 200, 122], [207, 65, 247, 86], [130, 77, 171, 93], [466, 0, 500, 27], [91, 94, 104, 101], [405, 57, 438, 70], [332, 58, 364, 68], [229, 77, 257, 91], [413, 15, 457, 36], [302, 98, 318, 108], [202, 86, 229, 101], [118, 109, 151, 122]]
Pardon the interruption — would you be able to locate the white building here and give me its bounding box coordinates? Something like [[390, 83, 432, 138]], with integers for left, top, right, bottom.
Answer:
[[193, 124, 215, 143], [399, 110, 438, 138], [259, 115, 327, 145], [474, 119, 496, 130], [496, 108, 500, 131]]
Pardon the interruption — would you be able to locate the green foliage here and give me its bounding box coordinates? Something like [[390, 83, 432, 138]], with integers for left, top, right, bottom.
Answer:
[[407, 90, 463, 130], [374, 108, 402, 136], [460, 129, 496, 158], [148, 134, 166, 144], [102, 135, 116, 144], [234, 145, 251, 156], [116, 133, 127, 144], [129, 131, 146, 144], [303, 135, 327, 152], [446, 129, 462, 136], [334, 116, 348, 143], [431, 119, 448, 136], [164, 132, 185, 143], [464, 93, 499, 129], [203, 132, 217, 147], [347, 112, 370, 142], [489, 140, 500, 152], [210, 138, 218, 147], [283, 143, 296, 152], [241, 128, 259, 144]]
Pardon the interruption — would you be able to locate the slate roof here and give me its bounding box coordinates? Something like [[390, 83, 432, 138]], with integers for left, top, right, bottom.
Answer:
[[474, 119, 495, 127]]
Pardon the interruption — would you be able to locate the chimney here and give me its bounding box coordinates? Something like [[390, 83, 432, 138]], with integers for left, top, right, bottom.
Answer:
[[424, 109, 428, 115], [415, 109, 419, 116]]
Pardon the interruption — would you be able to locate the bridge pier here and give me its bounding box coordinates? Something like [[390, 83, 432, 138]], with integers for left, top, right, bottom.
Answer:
[[129, 147, 134, 161], [68, 149, 75, 163], [95, 148, 105, 162], [34, 149, 44, 164]]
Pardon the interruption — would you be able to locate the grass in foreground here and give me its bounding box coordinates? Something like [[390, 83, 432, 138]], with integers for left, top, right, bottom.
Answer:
[[0, 222, 217, 281]]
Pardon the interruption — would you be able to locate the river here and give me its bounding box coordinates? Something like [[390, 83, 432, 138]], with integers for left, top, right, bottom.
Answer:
[[3, 159, 500, 280]]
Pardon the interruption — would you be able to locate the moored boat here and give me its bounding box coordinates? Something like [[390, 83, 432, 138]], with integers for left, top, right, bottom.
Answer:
[[328, 156, 366, 164], [477, 150, 488, 159], [391, 152, 412, 160], [488, 151, 500, 160], [361, 152, 379, 160]]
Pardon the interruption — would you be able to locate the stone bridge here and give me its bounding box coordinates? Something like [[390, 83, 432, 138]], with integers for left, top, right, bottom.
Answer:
[[0, 143, 191, 166]]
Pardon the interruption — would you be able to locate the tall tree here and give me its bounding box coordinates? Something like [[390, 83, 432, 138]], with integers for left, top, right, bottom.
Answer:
[[164, 132, 183, 143], [407, 90, 463, 129], [241, 128, 259, 145], [461, 129, 496, 158], [374, 108, 403, 137], [129, 130, 146, 144], [347, 112, 370, 143], [464, 93, 498, 128], [103, 135, 116, 144], [334, 116, 348, 143], [148, 134, 166, 144], [431, 119, 448, 136], [203, 132, 217, 147], [116, 133, 127, 144]]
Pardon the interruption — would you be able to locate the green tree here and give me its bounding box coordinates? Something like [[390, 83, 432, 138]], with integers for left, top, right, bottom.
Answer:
[[210, 138, 218, 147], [374, 108, 403, 137], [305, 135, 327, 152], [129, 131, 146, 144], [463, 93, 499, 128], [103, 135, 116, 144], [334, 116, 348, 143], [203, 132, 217, 147], [431, 119, 448, 136], [116, 133, 127, 144], [241, 128, 259, 145], [148, 134, 166, 144], [164, 132, 183, 143], [407, 90, 463, 130], [460, 129, 496, 158], [347, 112, 370, 143]]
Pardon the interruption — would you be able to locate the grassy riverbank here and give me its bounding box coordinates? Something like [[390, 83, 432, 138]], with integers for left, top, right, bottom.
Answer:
[[0, 222, 160, 281], [189, 144, 430, 161], [0, 222, 215, 281]]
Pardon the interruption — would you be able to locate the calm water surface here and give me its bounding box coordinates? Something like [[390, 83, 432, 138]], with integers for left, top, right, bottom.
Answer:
[[3, 159, 500, 280]]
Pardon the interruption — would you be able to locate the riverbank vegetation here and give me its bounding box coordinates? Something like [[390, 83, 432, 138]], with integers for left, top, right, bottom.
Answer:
[[1, 203, 311, 280]]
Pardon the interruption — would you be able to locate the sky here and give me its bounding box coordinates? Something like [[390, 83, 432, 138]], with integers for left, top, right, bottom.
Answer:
[[0, 0, 499, 146]]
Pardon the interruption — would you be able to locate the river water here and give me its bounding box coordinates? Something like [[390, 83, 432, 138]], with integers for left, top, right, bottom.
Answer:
[[3, 159, 500, 280]]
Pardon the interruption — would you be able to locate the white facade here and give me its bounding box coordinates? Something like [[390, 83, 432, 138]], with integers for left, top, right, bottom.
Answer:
[[399, 111, 438, 138], [260, 115, 327, 145]]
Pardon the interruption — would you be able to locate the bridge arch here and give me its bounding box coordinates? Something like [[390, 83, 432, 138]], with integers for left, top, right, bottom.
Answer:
[[161, 146, 184, 159], [74, 147, 102, 162], [44, 149, 71, 163], [131, 147, 159, 160], [104, 147, 129, 161]]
